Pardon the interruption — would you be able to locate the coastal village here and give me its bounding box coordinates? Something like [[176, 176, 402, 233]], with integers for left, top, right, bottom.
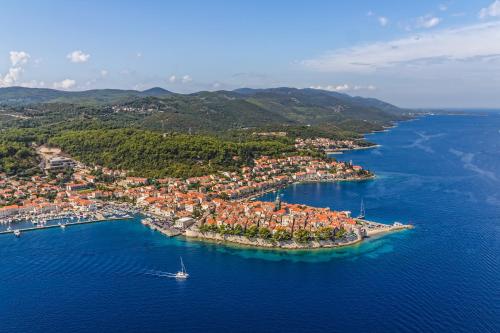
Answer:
[[0, 143, 409, 247], [294, 137, 374, 152]]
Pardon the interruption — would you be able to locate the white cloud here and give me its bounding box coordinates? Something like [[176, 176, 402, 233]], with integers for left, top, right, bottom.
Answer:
[[309, 84, 376, 92], [0, 51, 31, 87], [354, 84, 376, 91], [100, 69, 108, 77], [181, 75, 192, 83], [169, 75, 176, 83], [137, 52, 142, 57], [366, 11, 374, 17], [479, 0, 500, 18], [378, 16, 388, 27], [10, 51, 30, 66], [416, 15, 441, 29], [213, 82, 221, 89], [302, 21, 500, 72], [438, 4, 448, 11], [53, 79, 76, 90], [0, 67, 23, 87], [67, 50, 90, 63]]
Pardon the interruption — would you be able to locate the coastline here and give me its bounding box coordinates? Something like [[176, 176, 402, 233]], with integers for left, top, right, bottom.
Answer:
[[239, 175, 375, 201], [184, 229, 363, 250], [183, 222, 412, 251], [326, 144, 381, 154]]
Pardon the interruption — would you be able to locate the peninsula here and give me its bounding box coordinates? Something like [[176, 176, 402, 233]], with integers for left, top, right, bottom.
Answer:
[[0, 148, 411, 248], [0, 86, 413, 248]]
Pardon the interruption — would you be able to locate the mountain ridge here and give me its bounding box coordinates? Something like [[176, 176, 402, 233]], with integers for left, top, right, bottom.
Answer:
[[0, 86, 411, 136]]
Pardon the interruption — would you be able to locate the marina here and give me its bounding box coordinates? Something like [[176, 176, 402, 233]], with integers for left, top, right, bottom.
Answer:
[[0, 215, 133, 236], [0, 205, 137, 236]]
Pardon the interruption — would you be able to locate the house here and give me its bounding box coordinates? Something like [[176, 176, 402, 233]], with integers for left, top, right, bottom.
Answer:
[[174, 217, 196, 229], [66, 183, 89, 192], [45, 156, 76, 172], [120, 177, 149, 187], [0, 205, 20, 217]]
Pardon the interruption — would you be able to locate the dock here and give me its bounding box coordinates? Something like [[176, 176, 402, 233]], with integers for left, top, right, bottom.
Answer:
[[356, 218, 413, 237], [0, 216, 133, 236], [141, 218, 181, 237]]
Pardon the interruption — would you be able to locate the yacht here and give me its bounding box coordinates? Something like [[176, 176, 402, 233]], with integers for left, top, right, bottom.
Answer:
[[14, 229, 21, 237], [175, 257, 189, 279]]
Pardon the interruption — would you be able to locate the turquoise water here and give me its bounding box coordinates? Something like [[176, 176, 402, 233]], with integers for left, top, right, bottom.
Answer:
[[1, 114, 499, 332]]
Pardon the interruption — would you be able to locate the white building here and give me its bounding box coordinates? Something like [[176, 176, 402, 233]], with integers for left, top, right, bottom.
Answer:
[[174, 217, 195, 229]]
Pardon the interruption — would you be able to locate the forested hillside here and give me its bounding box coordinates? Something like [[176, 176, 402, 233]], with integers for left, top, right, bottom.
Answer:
[[0, 86, 410, 177], [49, 129, 300, 178]]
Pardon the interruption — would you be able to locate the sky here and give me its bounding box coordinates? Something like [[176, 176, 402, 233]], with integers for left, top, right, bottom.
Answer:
[[1, 0, 500, 108]]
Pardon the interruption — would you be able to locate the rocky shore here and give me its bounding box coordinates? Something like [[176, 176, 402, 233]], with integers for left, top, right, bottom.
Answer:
[[184, 222, 413, 250], [184, 228, 361, 249]]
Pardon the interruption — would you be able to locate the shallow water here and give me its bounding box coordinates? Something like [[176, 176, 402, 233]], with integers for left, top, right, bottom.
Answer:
[[1, 114, 499, 332]]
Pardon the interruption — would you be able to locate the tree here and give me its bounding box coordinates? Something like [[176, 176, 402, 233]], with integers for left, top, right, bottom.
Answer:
[[245, 225, 259, 238], [233, 224, 244, 236], [334, 227, 347, 239], [192, 205, 203, 219], [219, 192, 230, 200], [258, 227, 272, 239], [218, 224, 231, 235], [314, 226, 334, 241], [294, 229, 311, 243], [272, 229, 292, 242]]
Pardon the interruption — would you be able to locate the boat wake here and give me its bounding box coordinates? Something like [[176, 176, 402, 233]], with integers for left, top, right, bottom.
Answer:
[[144, 258, 189, 279], [144, 269, 179, 278]]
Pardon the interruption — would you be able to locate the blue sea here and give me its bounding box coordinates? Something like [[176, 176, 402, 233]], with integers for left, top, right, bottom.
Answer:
[[1, 113, 499, 333]]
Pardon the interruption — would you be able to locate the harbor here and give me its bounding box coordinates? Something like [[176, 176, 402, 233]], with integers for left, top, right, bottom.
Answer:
[[0, 204, 137, 237], [0, 215, 133, 236]]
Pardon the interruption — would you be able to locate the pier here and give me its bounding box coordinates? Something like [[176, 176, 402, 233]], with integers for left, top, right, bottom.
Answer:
[[0, 216, 133, 236], [141, 218, 181, 237]]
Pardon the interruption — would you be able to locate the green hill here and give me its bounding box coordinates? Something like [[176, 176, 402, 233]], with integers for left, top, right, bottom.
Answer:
[[0, 86, 172, 106], [0, 86, 410, 136]]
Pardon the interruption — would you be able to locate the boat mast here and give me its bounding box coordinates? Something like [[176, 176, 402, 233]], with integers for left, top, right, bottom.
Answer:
[[180, 257, 186, 273], [358, 198, 365, 218]]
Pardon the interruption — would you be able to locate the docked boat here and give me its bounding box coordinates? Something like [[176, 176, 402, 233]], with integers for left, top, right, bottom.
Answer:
[[175, 257, 189, 279], [14, 229, 21, 237]]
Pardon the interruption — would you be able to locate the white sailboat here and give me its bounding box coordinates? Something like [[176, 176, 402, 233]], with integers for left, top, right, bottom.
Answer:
[[175, 257, 189, 279], [357, 199, 366, 219]]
